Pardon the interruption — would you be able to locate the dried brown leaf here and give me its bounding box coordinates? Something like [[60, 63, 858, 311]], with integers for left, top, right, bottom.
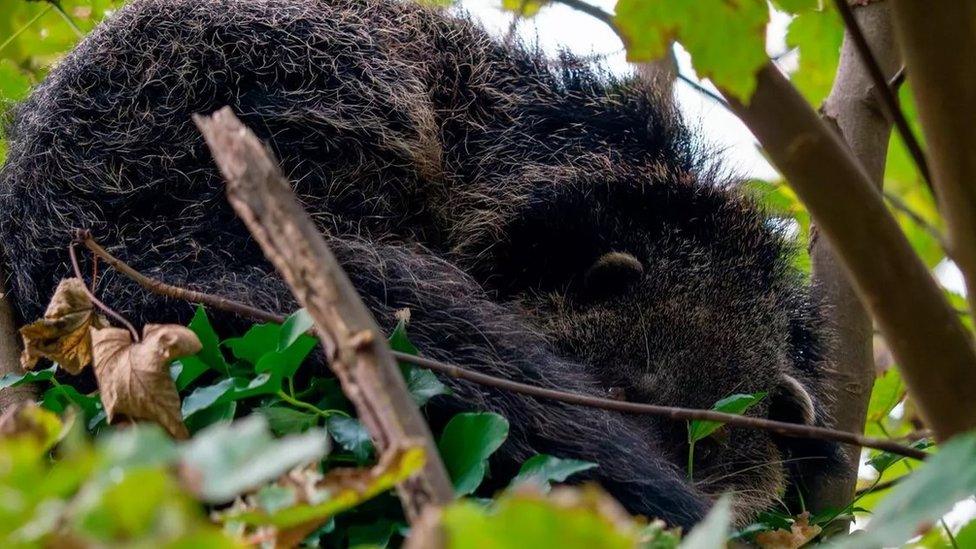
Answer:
[[19, 278, 107, 374], [91, 324, 201, 439], [756, 512, 822, 549], [0, 401, 63, 449]]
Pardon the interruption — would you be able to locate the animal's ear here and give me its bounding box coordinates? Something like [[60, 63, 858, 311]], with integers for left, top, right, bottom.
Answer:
[[583, 252, 644, 298], [769, 373, 816, 426]]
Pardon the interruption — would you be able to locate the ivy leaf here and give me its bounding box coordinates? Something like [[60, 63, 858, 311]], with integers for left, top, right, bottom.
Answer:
[[19, 278, 108, 374], [278, 309, 314, 352], [223, 323, 280, 365], [255, 335, 317, 380], [688, 392, 766, 443], [438, 412, 510, 496], [186, 306, 229, 375], [40, 384, 101, 419], [512, 454, 598, 492], [389, 312, 450, 406], [181, 378, 235, 418], [834, 433, 976, 548], [614, 0, 770, 100], [169, 358, 208, 391], [257, 405, 318, 436], [326, 416, 374, 463], [179, 415, 330, 503], [97, 424, 179, 470], [92, 324, 201, 439], [0, 364, 56, 389]]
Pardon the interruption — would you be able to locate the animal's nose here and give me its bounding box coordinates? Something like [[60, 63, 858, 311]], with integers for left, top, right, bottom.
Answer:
[[583, 252, 644, 298]]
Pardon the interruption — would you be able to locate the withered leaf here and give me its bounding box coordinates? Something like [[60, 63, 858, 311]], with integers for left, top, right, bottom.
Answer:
[[756, 512, 822, 549], [92, 324, 202, 439], [19, 278, 107, 374], [0, 401, 63, 449]]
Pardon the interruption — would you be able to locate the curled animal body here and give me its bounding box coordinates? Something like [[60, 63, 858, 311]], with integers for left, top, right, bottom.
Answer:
[[0, 0, 838, 528]]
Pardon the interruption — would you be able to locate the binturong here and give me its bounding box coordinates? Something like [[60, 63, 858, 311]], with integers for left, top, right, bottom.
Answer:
[[0, 0, 840, 529]]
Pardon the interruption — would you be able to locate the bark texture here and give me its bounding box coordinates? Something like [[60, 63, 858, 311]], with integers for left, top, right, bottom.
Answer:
[[808, 0, 900, 522], [194, 107, 454, 522]]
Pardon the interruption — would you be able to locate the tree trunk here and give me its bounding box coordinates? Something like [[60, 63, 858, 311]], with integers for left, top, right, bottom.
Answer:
[[808, 0, 900, 526]]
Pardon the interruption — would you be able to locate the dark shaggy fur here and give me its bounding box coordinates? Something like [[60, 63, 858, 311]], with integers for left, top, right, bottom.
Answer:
[[0, 0, 838, 528]]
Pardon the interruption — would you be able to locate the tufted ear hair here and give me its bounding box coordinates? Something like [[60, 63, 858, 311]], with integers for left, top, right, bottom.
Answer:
[[769, 373, 817, 426]]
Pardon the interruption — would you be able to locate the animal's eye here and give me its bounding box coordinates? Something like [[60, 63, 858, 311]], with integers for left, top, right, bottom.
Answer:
[[582, 251, 644, 299]]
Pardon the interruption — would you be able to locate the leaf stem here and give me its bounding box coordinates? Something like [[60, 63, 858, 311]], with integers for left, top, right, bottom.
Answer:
[[275, 391, 348, 418]]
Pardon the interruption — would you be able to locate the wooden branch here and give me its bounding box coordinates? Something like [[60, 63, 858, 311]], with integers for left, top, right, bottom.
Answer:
[[889, 3, 976, 317], [809, 0, 901, 525], [75, 233, 928, 460], [193, 107, 454, 522], [723, 65, 976, 441], [832, 0, 931, 189]]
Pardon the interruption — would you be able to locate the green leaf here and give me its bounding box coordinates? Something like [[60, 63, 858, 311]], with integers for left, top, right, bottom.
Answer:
[[770, 0, 818, 14], [614, 0, 769, 100], [185, 400, 237, 434], [40, 384, 100, 419], [0, 364, 56, 389], [834, 432, 976, 548], [326, 415, 374, 463], [688, 392, 766, 443], [98, 424, 178, 467], [181, 378, 235, 418], [170, 357, 209, 391], [278, 309, 314, 352], [389, 316, 419, 356], [389, 316, 450, 406], [679, 495, 731, 548], [438, 412, 510, 496], [403, 367, 451, 407], [511, 454, 597, 491], [255, 334, 317, 380], [787, 7, 844, 106], [187, 306, 229, 375], [179, 415, 329, 503], [867, 439, 933, 474], [866, 368, 906, 424], [223, 323, 281, 365], [440, 487, 647, 548], [257, 405, 318, 436]]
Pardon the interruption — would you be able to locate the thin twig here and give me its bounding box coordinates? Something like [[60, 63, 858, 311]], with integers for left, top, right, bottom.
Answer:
[[76, 233, 927, 460], [833, 0, 932, 192], [78, 230, 282, 325], [882, 190, 949, 253], [67, 235, 140, 341], [677, 74, 729, 108]]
